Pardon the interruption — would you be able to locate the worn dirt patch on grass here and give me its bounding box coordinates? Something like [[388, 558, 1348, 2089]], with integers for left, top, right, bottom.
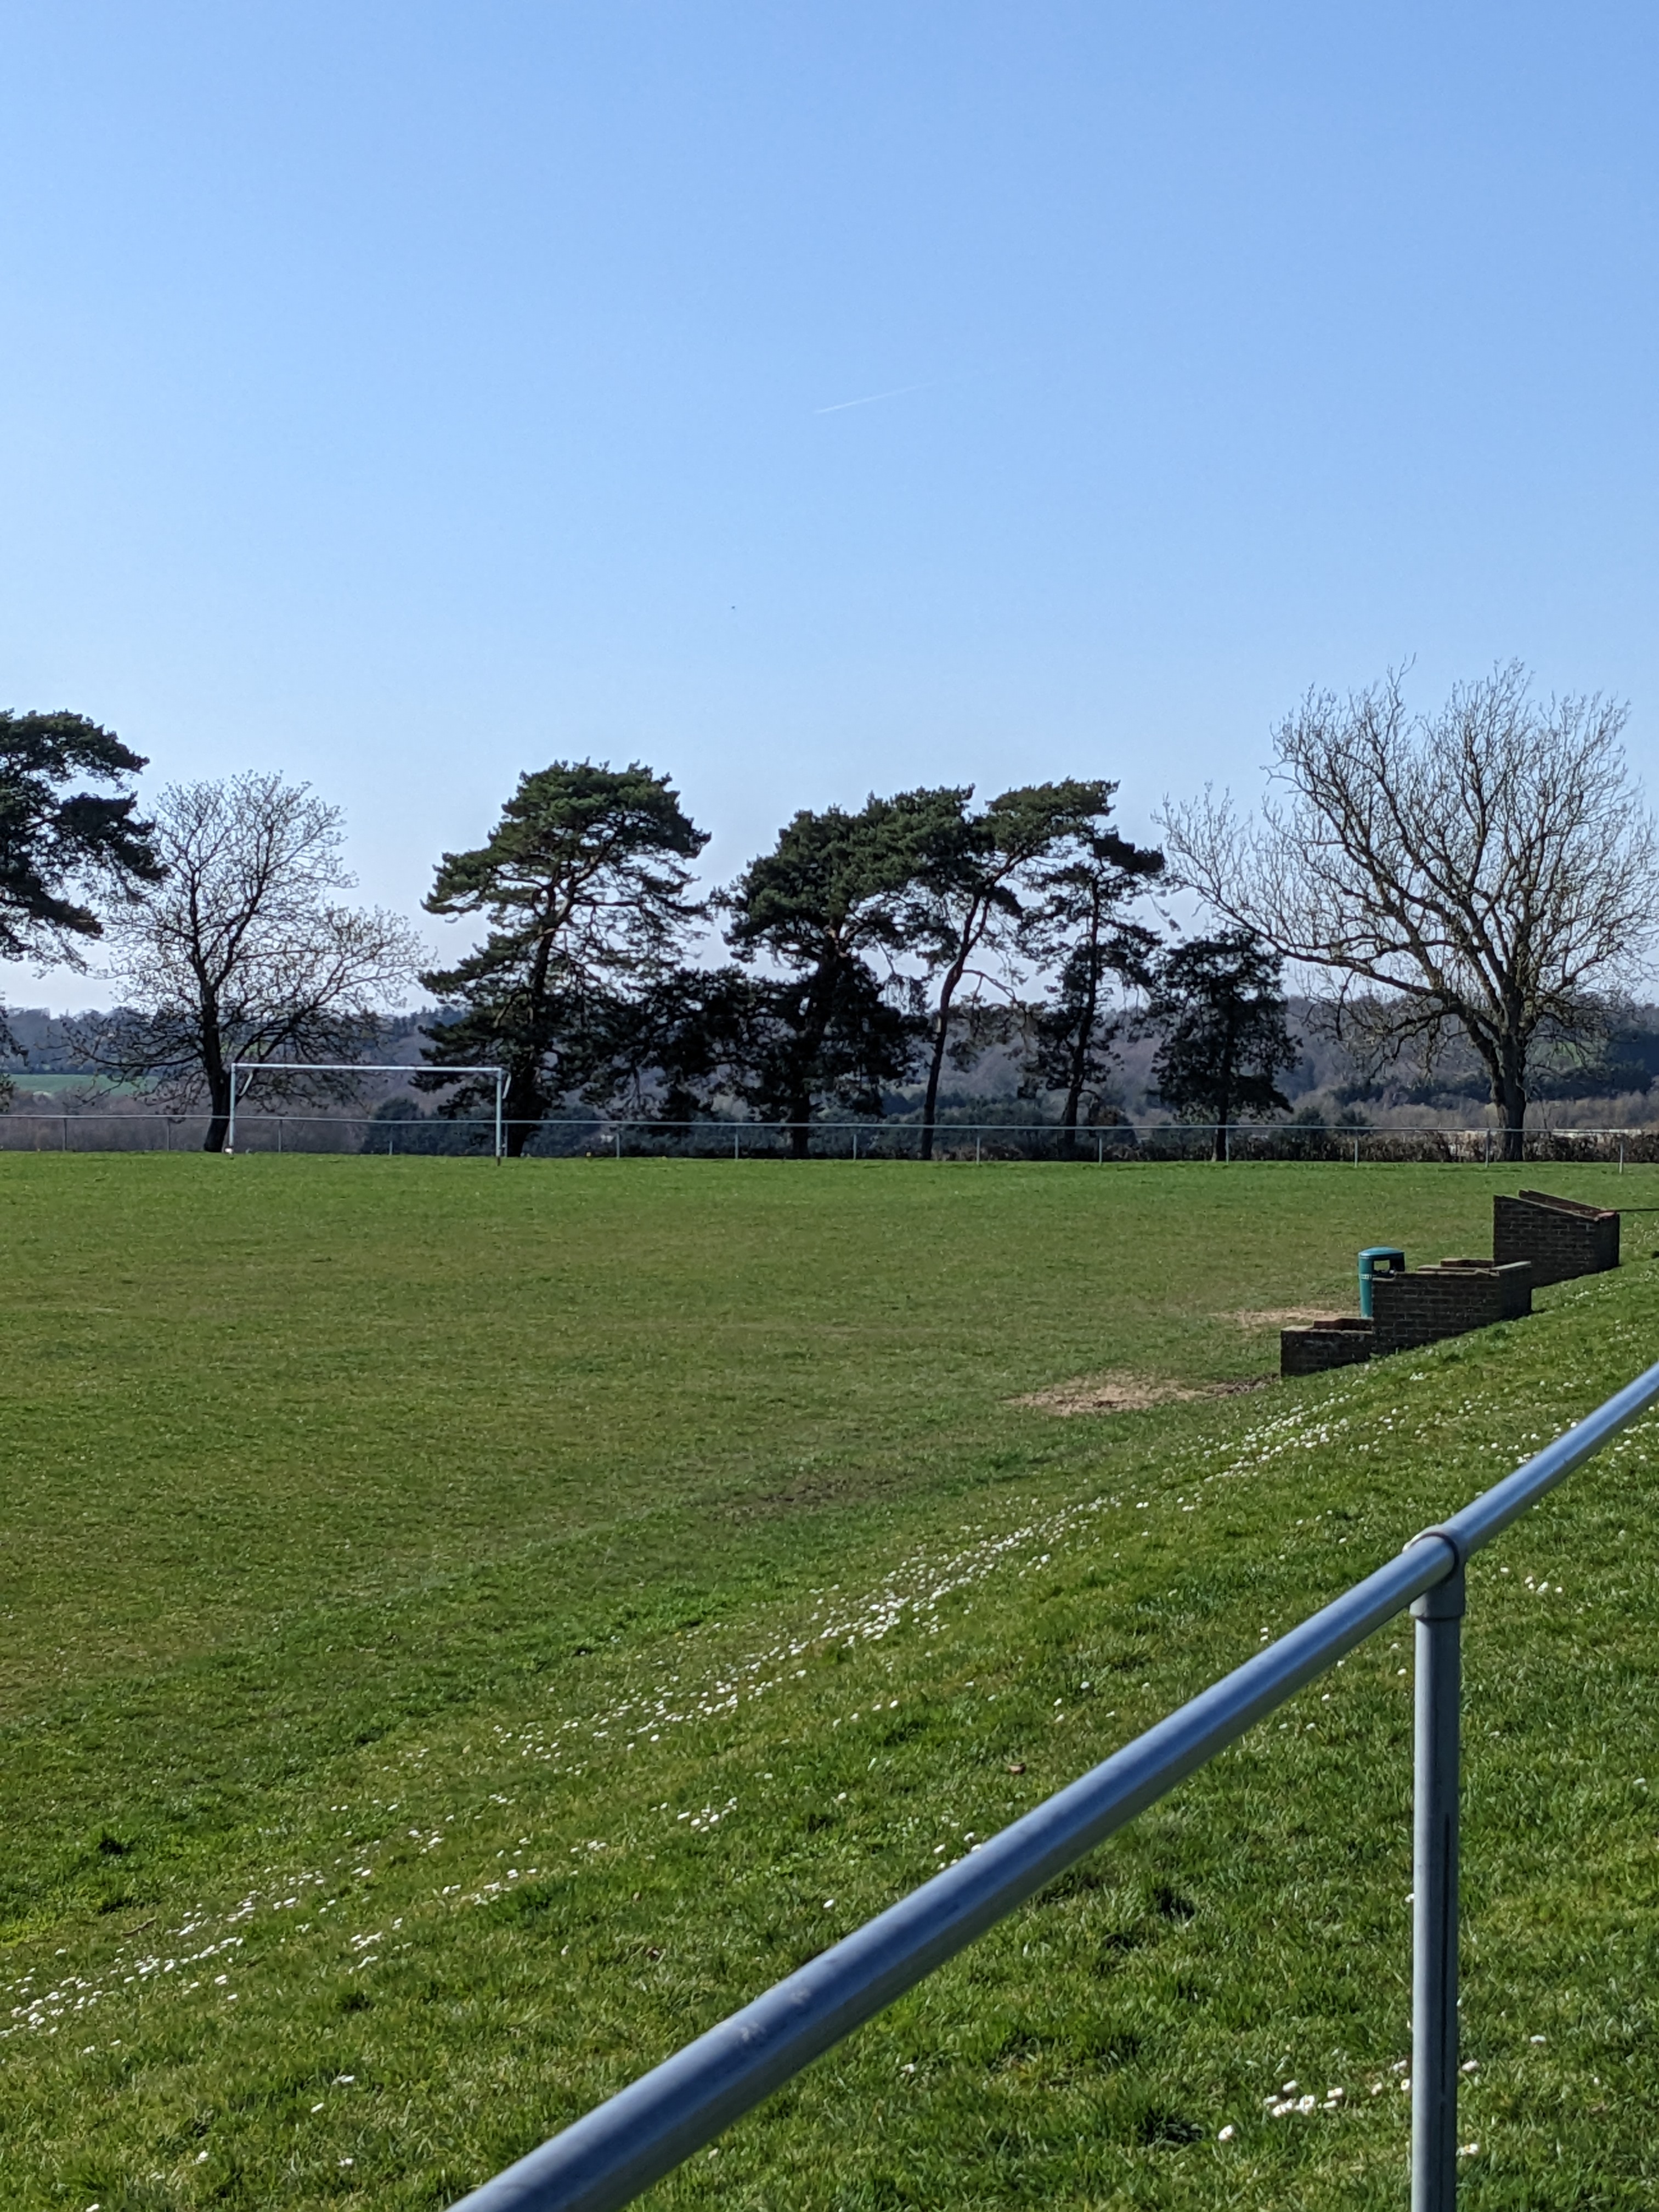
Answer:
[[1012, 1371, 1277, 1417]]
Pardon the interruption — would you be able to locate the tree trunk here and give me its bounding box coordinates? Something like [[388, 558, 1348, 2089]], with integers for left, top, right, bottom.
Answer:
[[503, 1064, 540, 1158], [1057, 1043, 1085, 1158], [1059, 1082, 1081, 1150], [921, 958, 968, 1163], [1493, 1060, 1527, 1164], [1060, 945, 1100, 1150], [501, 919, 557, 1158], [919, 1021, 947, 1162], [202, 1034, 230, 1153], [787, 1087, 812, 1160], [786, 990, 833, 1158]]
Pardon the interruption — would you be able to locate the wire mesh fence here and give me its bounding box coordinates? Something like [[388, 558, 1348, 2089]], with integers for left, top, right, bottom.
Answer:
[[3, 1111, 1658, 1163]]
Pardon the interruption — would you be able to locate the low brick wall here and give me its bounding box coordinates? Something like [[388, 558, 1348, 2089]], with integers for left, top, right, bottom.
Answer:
[[1280, 1317, 1374, 1376], [1278, 1187, 1615, 1381], [1493, 1190, 1620, 1287], [1371, 1260, 1532, 1356]]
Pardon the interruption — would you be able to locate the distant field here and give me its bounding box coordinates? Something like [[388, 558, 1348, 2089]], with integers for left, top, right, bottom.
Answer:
[[7, 1073, 153, 1097], [2, 1156, 1656, 2208]]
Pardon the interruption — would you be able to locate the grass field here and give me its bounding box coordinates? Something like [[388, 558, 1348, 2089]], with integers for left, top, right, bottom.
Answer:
[[3, 1155, 1658, 2209]]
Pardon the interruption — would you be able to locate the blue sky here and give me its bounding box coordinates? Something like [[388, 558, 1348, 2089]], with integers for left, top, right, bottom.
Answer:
[[4, 2, 1657, 1003]]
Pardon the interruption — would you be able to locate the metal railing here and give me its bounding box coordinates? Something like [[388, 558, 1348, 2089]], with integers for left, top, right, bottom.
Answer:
[[450, 1359, 1659, 2212]]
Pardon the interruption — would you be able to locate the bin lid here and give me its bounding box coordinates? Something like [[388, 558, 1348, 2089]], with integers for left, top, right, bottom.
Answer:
[[1358, 1245, 1406, 1263]]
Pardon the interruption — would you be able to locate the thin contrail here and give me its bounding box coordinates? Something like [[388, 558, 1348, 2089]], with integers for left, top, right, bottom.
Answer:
[[813, 380, 933, 415]]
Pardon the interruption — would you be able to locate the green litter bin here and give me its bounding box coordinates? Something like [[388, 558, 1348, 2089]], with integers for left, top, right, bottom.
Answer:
[[1358, 1245, 1406, 1318]]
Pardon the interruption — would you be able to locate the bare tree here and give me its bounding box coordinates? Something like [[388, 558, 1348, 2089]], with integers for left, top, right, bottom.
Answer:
[[89, 774, 421, 1150], [1160, 663, 1659, 1160]]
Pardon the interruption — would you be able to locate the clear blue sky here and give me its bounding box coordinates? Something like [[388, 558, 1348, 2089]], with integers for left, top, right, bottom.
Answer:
[[4, 2, 1657, 1005]]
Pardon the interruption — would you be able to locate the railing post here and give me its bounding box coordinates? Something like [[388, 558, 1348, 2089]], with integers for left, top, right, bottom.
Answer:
[[1411, 1555, 1465, 2211]]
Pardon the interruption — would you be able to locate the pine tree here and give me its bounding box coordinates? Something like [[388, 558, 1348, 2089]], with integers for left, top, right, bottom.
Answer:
[[420, 763, 707, 1155]]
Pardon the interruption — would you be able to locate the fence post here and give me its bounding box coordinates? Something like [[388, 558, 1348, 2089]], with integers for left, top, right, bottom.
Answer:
[[1411, 1554, 1465, 2212]]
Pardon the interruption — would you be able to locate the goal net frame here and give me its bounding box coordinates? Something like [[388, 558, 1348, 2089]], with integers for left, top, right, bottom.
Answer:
[[225, 1060, 507, 1160]]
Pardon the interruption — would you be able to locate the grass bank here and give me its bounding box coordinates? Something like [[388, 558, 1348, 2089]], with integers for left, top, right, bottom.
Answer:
[[2, 1156, 1656, 2207]]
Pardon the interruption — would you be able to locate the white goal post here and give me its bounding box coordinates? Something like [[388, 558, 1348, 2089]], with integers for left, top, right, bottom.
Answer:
[[225, 1061, 507, 1160]]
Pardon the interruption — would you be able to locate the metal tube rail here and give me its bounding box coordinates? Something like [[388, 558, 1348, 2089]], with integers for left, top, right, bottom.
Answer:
[[452, 1357, 1659, 2212], [1412, 1563, 1464, 2209]]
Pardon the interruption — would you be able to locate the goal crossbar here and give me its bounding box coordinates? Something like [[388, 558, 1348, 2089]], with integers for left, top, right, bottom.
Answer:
[[226, 1060, 507, 1160]]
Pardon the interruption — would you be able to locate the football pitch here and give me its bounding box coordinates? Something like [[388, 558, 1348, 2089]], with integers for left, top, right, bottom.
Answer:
[[3, 1155, 1657, 2208]]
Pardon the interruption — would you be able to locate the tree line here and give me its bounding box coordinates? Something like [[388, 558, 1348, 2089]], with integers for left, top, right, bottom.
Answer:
[[2, 661, 1653, 1160]]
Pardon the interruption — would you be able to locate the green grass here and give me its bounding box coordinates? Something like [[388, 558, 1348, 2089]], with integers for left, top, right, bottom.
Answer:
[[2, 1155, 1657, 2208]]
